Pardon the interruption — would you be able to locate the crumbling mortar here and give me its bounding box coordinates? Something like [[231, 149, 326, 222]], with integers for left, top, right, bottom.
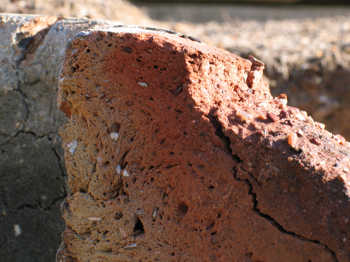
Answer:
[[208, 109, 339, 262]]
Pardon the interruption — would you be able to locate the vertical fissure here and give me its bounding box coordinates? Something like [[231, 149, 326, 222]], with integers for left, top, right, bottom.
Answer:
[[208, 109, 338, 262]]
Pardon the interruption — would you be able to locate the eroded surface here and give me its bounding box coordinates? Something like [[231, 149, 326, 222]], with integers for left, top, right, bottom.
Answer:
[[58, 30, 350, 261]]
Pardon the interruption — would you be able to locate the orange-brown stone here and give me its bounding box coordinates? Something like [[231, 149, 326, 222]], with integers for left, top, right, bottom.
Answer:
[[58, 27, 350, 262]]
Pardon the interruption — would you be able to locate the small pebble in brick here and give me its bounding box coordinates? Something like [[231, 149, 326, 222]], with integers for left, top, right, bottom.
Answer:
[[67, 140, 78, 155], [87, 217, 102, 221], [124, 243, 137, 249], [287, 132, 298, 150], [123, 169, 129, 177], [138, 81, 148, 87], [110, 132, 119, 141], [116, 165, 122, 174], [14, 224, 22, 237]]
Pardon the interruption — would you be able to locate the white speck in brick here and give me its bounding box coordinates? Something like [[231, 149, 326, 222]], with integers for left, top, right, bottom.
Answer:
[[136, 208, 144, 215], [137, 81, 148, 87], [316, 122, 325, 129], [110, 132, 119, 141], [124, 243, 137, 249], [343, 237, 347, 243], [319, 160, 326, 167], [14, 224, 21, 237], [76, 31, 91, 37], [280, 98, 288, 106], [116, 165, 122, 174], [287, 133, 298, 150], [297, 129, 304, 136], [152, 207, 159, 220], [242, 72, 248, 81], [123, 169, 129, 177], [41, 195, 47, 201], [295, 112, 306, 121], [67, 140, 78, 155], [120, 228, 127, 238], [87, 217, 102, 221]]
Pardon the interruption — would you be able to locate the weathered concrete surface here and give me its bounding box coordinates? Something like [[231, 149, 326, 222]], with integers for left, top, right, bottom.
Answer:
[[0, 14, 112, 262], [58, 27, 350, 261]]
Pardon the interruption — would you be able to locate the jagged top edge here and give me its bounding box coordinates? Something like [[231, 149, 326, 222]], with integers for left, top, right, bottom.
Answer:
[[76, 24, 202, 43]]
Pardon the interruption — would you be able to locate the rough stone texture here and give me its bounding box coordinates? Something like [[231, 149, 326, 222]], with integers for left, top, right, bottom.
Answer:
[[162, 13, 350, 140], [58, 28, 350, 261], [2, 2, 350, 140], [0, 14, 112, 262]]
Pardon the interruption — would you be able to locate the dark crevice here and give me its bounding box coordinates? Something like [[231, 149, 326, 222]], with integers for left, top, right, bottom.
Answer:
[[16, 25, 53, 66], [16, 203, 37, 210], [14, 130, 56, 139], [0, 129, 57, 148], [15, 194, 66, 212], [120, 149, 130, 169], [133, 216, 145, 237], [207, 109, 242, 163], [16, 82, 30, 124], [207, 107, 338, 262], [44, 195, 66, 211], [51, 146, 66, 179], [208, 109, 235, 157], [233, 169, 338, 262]]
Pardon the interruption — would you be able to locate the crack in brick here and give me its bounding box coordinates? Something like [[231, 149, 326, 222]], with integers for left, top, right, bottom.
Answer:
[[207, 110, 339, 262]]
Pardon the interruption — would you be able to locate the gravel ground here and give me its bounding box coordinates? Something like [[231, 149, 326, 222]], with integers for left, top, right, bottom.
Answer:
[[141, 4, 350, 23]]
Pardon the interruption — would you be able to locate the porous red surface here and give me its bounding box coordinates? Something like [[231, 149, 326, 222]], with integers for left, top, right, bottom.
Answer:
[[58, 27, 350, 262]]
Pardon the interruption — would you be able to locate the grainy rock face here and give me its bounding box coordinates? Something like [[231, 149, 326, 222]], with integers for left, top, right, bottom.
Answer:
[[166, 14, 350, 140], [58, 28, 350, 261]]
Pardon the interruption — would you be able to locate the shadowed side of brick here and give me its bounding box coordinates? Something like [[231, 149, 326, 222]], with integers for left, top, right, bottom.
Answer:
[[58, 28, 350, 261]]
